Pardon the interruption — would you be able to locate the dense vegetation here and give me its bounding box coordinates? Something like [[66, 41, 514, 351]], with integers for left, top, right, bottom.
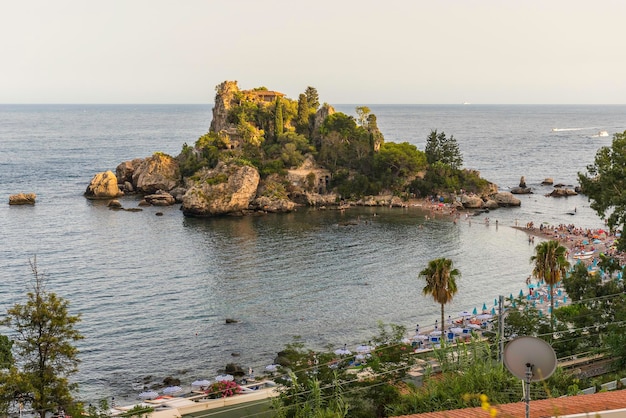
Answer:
[[578, 130, 626, 251], [177, 84, 490, 201]]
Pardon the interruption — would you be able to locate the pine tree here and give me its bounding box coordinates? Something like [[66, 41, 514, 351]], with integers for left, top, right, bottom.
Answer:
[[0, 258, 83, 418]]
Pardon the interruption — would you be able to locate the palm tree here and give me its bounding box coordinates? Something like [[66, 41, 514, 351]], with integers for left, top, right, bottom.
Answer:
[[419, 258, 461, 332], [530, 240, 570, 330]]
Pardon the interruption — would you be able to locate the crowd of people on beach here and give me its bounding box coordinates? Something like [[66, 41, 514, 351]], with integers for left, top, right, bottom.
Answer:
[[524, 221, 625, 266]]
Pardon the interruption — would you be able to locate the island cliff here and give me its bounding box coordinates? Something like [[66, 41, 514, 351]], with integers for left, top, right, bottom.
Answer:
[[85, 80, 519, 216]]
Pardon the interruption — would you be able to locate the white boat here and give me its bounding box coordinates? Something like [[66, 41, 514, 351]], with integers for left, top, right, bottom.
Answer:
[[598, 130, 609, 137]]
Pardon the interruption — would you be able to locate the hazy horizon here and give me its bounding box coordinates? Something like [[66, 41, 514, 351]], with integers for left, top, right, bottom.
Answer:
[[3, 0, 625, 105]]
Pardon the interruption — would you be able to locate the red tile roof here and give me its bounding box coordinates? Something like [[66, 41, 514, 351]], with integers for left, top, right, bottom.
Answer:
[[394, 390, 626, 417]]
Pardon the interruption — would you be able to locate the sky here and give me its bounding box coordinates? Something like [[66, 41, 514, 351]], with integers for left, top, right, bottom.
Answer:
[[2, 0, 625, 104]]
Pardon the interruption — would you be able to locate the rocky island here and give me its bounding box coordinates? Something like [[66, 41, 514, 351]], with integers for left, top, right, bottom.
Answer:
[[85, 81, 521, 216]]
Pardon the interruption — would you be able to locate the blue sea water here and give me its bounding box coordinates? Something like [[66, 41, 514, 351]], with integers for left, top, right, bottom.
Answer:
[[1, 103, 625, 403]]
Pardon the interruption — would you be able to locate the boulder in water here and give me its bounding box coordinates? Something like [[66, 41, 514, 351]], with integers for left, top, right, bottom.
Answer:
[[9, 193, 36, 205]]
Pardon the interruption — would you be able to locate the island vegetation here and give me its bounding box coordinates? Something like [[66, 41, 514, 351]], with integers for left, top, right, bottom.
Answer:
[[176, 81, 488, 203]]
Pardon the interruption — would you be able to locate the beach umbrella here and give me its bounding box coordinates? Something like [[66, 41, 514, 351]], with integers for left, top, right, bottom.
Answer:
[[512, 300, 517, 308], [450, 327, 464, 334], [494, 298, 498, 306], [519, 289, 524, 297], [191, 379, 211, 389], [527, 283, 536, 289], [265, 364, 279, 373], [356, 344, 374, 354], [509, 293, 513, 300], [472, 307, 478, 315], [482, 302, 487, 311], [162, 386, 183, 395], [490, 307, 496, 315], [334, 344, 352, 356], [138, 391, 159, 400]]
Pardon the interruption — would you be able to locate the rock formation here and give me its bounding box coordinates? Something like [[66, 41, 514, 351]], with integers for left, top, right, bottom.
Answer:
[[461, 194, 484, 208], [541, 178, 554, 185], [510, 186, 532, 194], [9, 193, 36, 205], [548, 188, 578, 197], [492, 191, 521, 207], [181, 162, 260, 217], [84, 171, 124, 199], [132, 153, 181, 194]]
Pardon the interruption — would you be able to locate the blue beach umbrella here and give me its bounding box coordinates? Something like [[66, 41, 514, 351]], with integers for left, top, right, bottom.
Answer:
[[519, 289, 524, 297], [509, 293, 513, 300], [482, 302, 487, 311], [512, 300, 517, 308], [491, 307, 496, 315], [472, 307, 478, 315], [494, 298, 498, 306]]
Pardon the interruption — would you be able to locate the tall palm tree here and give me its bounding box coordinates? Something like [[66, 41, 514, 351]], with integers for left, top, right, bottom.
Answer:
[[419, 258, 461, 332], [530, 240, 570, 330]]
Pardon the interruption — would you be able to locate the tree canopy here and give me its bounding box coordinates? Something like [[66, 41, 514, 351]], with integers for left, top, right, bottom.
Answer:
[[424, 130, 463, 170], [0, 259, 83, 418], [578, 130, 626, 250], [419, 258, 461, 330]]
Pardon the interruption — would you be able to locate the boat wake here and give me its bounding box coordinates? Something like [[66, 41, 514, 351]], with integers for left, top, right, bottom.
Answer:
[[551, 127, 597, 132]]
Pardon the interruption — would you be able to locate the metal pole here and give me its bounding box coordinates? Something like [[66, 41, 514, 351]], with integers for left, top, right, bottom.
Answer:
[[525, 363, 533, 418], [499, 295, 504, 364]]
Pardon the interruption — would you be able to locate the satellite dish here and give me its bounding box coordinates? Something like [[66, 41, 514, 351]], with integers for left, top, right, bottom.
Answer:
[[503, 336, 557, 382]]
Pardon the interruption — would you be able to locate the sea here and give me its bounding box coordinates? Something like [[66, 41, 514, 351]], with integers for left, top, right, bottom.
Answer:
[[1, 103, 625, 404]]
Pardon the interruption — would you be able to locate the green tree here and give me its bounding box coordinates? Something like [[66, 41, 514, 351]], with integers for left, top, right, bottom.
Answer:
[[0, 335, 12, 370], [419, 258, 461, 331], [275, 97, 284, 139], [305, 86, 320, 110], [424, 130, 463, 169], [530, 240, 570, 331], [355, 106, 370, 127], [0, 258, 83, 418], [578, 131, 626, 251]]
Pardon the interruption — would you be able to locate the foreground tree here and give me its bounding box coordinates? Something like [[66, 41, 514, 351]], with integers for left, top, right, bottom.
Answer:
[[0, 258, 83, 418], [578, 130, 626, 251], [530, 240, 570, 331], [419, 258, 461, 330]]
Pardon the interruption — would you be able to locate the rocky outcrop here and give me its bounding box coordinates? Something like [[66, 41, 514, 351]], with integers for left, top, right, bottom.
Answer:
[[519, 176, 526, 188], [548, 188, 578, 197], [144, 191, 176, 206], [84, 171, 124, 199], [250, 196, 297, 213], [356, 195, 405, 207], [541, 178, 554, 185], [181, 162, 260, 217], [303, 192, 340, 206], [209, 81, 239, 134], [461, 194, 484, 208], [116, 158, 143, 186], [132, 153, 181, 194], [510, 187, 532, 194], [492, 191, 521, 207], [9, 193, 36, 205], [311, 104, 335, 145]]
